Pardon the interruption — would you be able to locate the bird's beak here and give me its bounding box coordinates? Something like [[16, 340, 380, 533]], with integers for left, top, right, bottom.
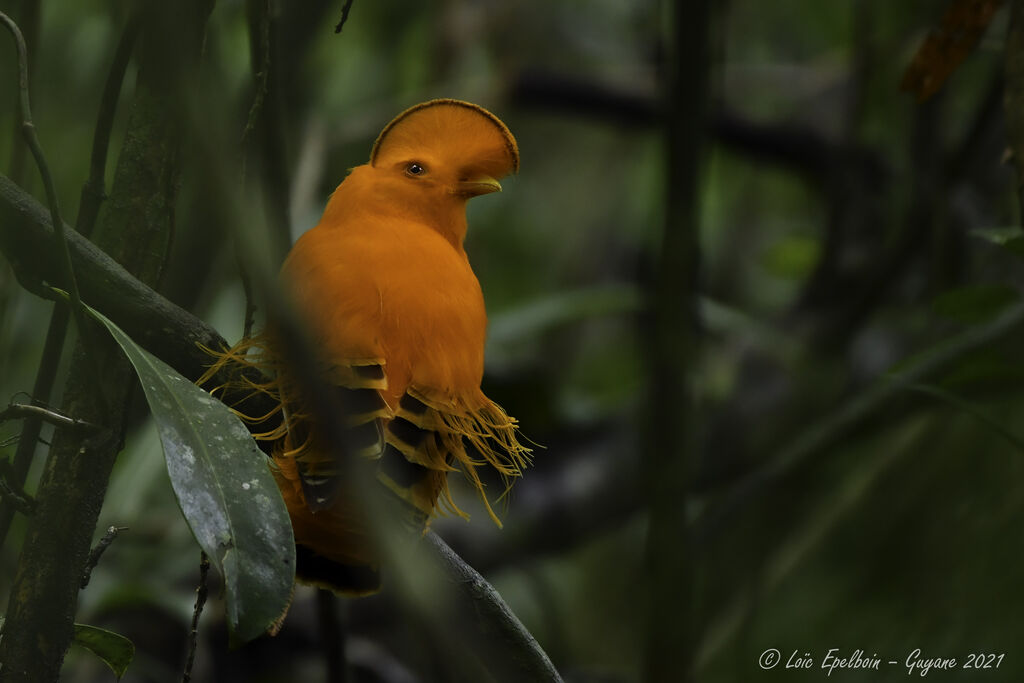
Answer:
[[455, 176, 502, 197]]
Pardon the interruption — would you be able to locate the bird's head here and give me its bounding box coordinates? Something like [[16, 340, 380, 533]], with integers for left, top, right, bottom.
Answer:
[[344, 99, 518, 246], [370, 99, 518, 197]]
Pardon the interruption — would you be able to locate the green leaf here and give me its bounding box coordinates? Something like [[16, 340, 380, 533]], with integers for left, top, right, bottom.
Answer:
[[87, 306, 294, 644], [905, 383, 1024, 455], [761, 236, 820, 280], [931, 285, 1020, 325], [72, 624, 134, 680], [969, 226, 1024, 245], [968, 227, 1024, 259], [935, 351, 1024, 395]]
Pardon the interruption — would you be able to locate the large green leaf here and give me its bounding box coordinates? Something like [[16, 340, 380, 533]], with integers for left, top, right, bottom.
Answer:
[[931, 284, 1020, 325], [72, 624, 134, 680], [905, 382, 1024, 455], [969, 226, 1024, 260], [88, 306, 294, 644]]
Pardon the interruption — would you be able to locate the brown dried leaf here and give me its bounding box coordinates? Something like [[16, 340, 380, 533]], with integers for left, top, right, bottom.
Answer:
[[901, 0, 1003, 101]]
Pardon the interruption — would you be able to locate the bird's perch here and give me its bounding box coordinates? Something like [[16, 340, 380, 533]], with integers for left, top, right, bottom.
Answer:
[[0, 172, 562, 682], [0, 173, 226, 383]]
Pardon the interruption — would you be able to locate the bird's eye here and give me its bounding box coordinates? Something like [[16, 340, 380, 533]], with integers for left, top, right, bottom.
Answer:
[[406, 162, 426, 177]]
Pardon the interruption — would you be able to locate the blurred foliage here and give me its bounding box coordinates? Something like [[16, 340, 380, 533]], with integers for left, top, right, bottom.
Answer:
[[2, 0, 1024, 681]]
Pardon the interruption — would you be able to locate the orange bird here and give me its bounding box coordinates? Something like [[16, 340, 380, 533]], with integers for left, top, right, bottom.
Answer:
[[205, 99, 529, 595]]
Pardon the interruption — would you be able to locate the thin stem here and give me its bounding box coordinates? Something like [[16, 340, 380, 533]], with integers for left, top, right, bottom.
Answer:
[[80, 525, 128, 589], [4, 0, 37, 185], [0, 13, 89, 345], [334, 0, 355, 33], [0, 460, 36, 514], [0, 402, 100, 433], [0, 307, 70, 547], [239, 0, 272, 338], [77, 11, 141, 236], [316, 589, 347, 683], [241, 0, 270, 153], [182, 552, 210, 683]]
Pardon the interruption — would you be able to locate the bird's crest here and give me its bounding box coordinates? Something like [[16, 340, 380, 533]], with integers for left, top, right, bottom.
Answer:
[[370, 99, 519, 177]]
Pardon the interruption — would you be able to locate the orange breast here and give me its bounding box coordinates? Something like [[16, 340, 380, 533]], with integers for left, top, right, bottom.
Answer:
[[281, 214, 488, 407]]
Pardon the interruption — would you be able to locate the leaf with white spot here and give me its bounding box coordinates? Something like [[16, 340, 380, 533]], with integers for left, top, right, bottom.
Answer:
[[87, 305, 294, 644]]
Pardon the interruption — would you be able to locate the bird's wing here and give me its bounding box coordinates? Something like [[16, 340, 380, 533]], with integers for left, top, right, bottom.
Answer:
[[378, 385, 531, 527], [282, 360, 392, 511]]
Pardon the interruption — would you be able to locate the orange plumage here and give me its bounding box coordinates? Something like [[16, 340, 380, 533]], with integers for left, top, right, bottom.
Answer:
[[203, 99, 529, 596]]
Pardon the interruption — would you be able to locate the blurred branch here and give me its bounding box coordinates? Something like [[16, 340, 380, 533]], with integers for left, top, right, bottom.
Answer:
[[810, 96, 943, 346], [642, 1, 711, 681], [801, 71, 1002, 345], [78, 11, 141, 238], [238, 0, 275, 338], [243, 0, 292, 262], [1005, 0, 1024, 209], [316, 589, 348, 683], [509, 68, 890, 186], [711, 73, 1007, 490], [792, 0, 872, 318], [334, 0, 355, 34]]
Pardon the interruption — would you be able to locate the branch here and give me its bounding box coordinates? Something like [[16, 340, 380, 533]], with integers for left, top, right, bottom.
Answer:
[[80, 525, 128, 589], [0, 402, 100, 434], [316, 589, 348, 683], [334, 0, 355, 33], [509, 68, 890, 186], [182, 552, 210, 683], [0, 173, 228, 383], [642, 1, 710, 680], [420, 532, 563, 682], [1006, 0, 1024, 210]]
